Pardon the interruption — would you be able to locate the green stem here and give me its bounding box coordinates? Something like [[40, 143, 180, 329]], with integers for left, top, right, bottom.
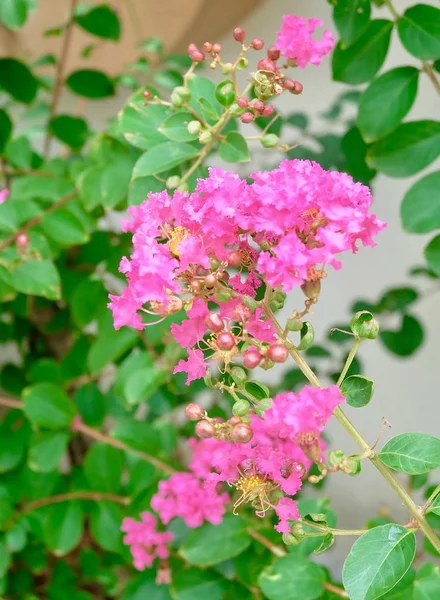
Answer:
[[300, 520, 366, 536], [423, 483, 440, 514], [337, 338, 361, 386]]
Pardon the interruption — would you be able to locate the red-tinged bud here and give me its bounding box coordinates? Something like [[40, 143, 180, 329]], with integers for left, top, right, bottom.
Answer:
[[189, 280, 202, 294], [216, 331, 236, 351], [217, 270, 230, 283], [284, 78, 295, 91], [252, 100, 264, 112], [291, 81, 303, 95], [195, 420, 216, 439], [229, 416, 242, 425], [71, 415, 83, 431], [203, 42, 212, 52], [142, 89, 151, 100], [204, 273, 217, 288], [267, 45, 280, 61], [267, 344, 289, 363], [240, 112, 255, 124], [237, 97, 248, 108], [185, 403, 205, 421], [230, 422, 253, 443], [233, 27, 246, 42], [188, 43, 205, 62], [227, 251, 242, 268], [257, 58, 277, 72], [16, 233, 29, 248], [212, 42, 222, 54], [251, 38, 264, 50], [242, 348, 262, 369], [262, 104, 274, 117], [205, 313, 224, 333]]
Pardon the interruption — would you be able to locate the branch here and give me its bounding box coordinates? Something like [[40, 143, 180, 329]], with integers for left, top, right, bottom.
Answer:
[[21, 491, 129, 513]]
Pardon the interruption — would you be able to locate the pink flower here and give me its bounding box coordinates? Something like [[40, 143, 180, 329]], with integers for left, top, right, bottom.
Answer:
[[151, 472, 229, 528], [247, 308, 277, 343], [173, 348, 207, 384], [121, 512, 174, 571], [274, 15, 335, 68], [0, 189, 9, 204], [171, 300, 209, 348], [274, 497, 300, 534]]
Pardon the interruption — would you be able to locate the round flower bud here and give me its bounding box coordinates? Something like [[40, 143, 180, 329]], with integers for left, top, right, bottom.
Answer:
[[231, 366, 248, 386], [166, 175, 180, 190], [267, 45, 280, 61], [221, 62, 233, 75], [187, 120, 202, 135], [229, 103, 244, 117], [16, 233, 29, 248], [328, 449, 345, 467], [178, 182, 189, 193], [185, 403, 205, 421], [267, 344, 289, 363], [227, 251, 242, 268], [142, 89, 152, 100], [171, 92, 184, 108], [242, 295, 257, 312], [233, 27, 246, 42], [216, 331, 236, 351], [257, 58, 277, 72], [350, 311, 379, 340], [199, 130, 213, 145], [232, 399, 250, 417], [188, 43, 205, 62], [212, 42, 222, 54], [229, 416, 242, 425], [261, 134, 279, 148], [195, 420, 216, 439], [174, 86, 191, 102], [292, 81, 303, 95], [252, 99, 264, 112], [286, 318, 303, 332], [242, 348, 262, 369], [282, 532, 302, 546], [284, 78, 296, 92], [205, 313, 224, 333], [240, 112, 255, 124], [230, 422, 253, 443], [215, 289, 232, 303], [262, 105, 275, 117], [251, 38, 264, 50], [237, 97, 248, 108], [217, 270, 230, 283], [189, 279, 202, 292], [204, 273, 217, 288], [203, 42, 212, 52]]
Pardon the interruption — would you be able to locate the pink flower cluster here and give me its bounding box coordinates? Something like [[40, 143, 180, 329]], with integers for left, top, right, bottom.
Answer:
[[0, 189, 8, 205], [274, 15, 335, 68], [121, 512, 174, 571]]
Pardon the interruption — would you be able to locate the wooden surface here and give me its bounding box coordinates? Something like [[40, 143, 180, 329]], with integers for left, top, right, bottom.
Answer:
[[0, 0, 263, 73]]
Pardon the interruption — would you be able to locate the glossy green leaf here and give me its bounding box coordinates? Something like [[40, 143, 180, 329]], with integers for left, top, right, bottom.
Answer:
[[119, 92, 169, 150], [333, 0, 371, 45], [341, 126, 377, 183], [397, 4, 440, 60], [87, 327, 138, 375], [259, 555, 325, 600], [41, 205, 89, 246], [401, 171, 440, 233], [180, 515, 251, 566], [122, 572, 173, 600], [133, 142, 199, 178], [84, 443, 123, 493], [0, 58, 38, 103], [332, 20, 393, 84], [74, 4, 121, 41], [0, 0, 28, 30], [380, 314, 424, 357], [245, 381, 270, 401], [378, 287, 418, 312], [367, 121, 440, 177], [219, 132, 250, 163], [380, 433, 440, 474], [89, 501, 124, 552], [78, 156, 134, 209], [188, 76, 223, 124], [357, 67, 419, 143], [343, 524, 416, 600], [159, 112, 199, 142], [74, 383, 106, 428], [70, 278, 107, 327], [28, 431, 70, 472], [0, 109, 12, 154], [44, 501, 83, 556], [426, 493, 440, 516], [23, 383, 76, 429], [424, 235, 440, 277], [414, 575, 440, 599], [10, 259, 61, 300], [172, 568, 229, 600], [341, 375, 374, 408], [49, 115, 89, 149], [66, 69, 115, 99]]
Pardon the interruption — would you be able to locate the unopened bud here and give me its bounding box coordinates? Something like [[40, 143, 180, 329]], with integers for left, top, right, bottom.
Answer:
[[237, 97, 249, 108], [257, 58, 277, 72], [242, 296, 257, 312], [262, 105, 275, 117], [185, 403, 205, 421], [215, 289, 232, 303], [195, 420, 216, 439], [231, 366, 248, 386], [16, 233, 29, 249], [227, 251, 242, 268], [267, 45, 280, 61], [261, 134, 279, 148], [174, 86, 191, 102], [233, 27, 246, 42], [171, 91, 184, 108], [251, 38, 264, 50], [240, 112, 254, 124], [187, 120, 202, 135], [287, 318, 303, 332], [205, 313, 224, 333], [203, 42, 212, 53], [232, 399, 250, 416], [212, 42, 221, 54], [230, 422, 253, 443], [301, 279, 321, 300], [221, 62, 233, 75], [242, 348, 262, 369], [267, 344, 288, 363], [204, 273, 217, 288], [328, 450, 345, 467], [166, 175, 180, 189], [199, 130, 213, 145], [142, 89, 152, 100], [216, 331, 236, 351], [350, 311, 379, 340]]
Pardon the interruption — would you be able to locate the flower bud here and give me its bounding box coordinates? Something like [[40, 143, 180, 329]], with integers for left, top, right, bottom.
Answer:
[[230, 422, 253, 443], [171, 92, 184, 108], [142, 89, 152, 100], [188, 43, 205, 62], [256, 398, 273, 417], [195, 420, 216, 439], [227, 251, 242, 268], [267, 45, 280, 61], [242, 295, 257, 312], [229, 416, 242, 425], [282, 528, 305, 546], [203, 42, 212, 52], [260, 358, 274, 370], [237, 97, 249, 108], [185, 403, 205, 421], [166, 175, 180, 190], [199, 130, 213, 145], [328, 449, 345, 467], [252, 99, 264, 112], [231, 366, 248, 386], [291, 81, 303, 95], [251, 38, 264, 50], [216, 332, 236, 351], [297, 322, 315, 351], [261, 134, 279, 148], [16, 233, 29, 249], [215, 289, 232, 303], [204, 273, 217, 288], [232, 399, 250, 417], [284, 78, 296, 92], [187, 120, 202, 135], [262, 105, 275, 117], [242, 348, 262, 369], [240, 112, 255, 124], [229, 103, 244, 117], [286, 318, 303, 332], [350, 311, 379, 340], [233, 27, 246, 42], [177, 182, 189, 193], [212, 42, 222, 54], [257, 58, 277, 72], [205, 313, 224, 333], [174, 86, 191, 102], [221, 62, 234, 75], [301, 279, 321, 300], [267, 344, 288, 363]]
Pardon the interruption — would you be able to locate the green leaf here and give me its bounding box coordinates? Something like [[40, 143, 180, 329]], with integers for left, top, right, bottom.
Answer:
[[343, 524, 416, 600], [427, 493, 440, 516], [66, 69, 115, 99], [259, 555, 325, 600], [84, 444, 123, 492], [116, 352, 166, 406], [70, 278, 107, 326], [357, 67, 419, 143], [10, 259, 61, 300], [89, 501, 123, 552], [23, 383, 76, 429], [41, 205, 89, 247], [380, 314, 424, 357], [74, 4, 121, 41], [111, 419, 160, 456], [397, 4, 440, 60], [28, 431, 70, 472], [180, 515, 251, 566], [341, 375, 374, 408], [122, 572, 173, 600], [159, 112, 199, 142], [0, 415, 30, 473], [424, 235, 440, 277], [244, 381, 270, 401], [380, 433, 440, 474], [10, 174, 73, 201], [367, 121, 440, 177], [219, 132, 250, 163], [133, 142, 199, 178], [49, 115, 89, 149], [188, 76, 223, 124], [78, 156, 134, 209], [44, 501, 83, 556], [401, 171, 440, 233], [74, 383, 106, 428], [172, 568, 229, 600], [333, 0, 371, 45], [119, 92, 169, 150], [0, 109, 12, 154], [414, 575, 440, 599], [87, 327, 138, 375], [0, 58, 38, 103], [0, 0, 28, 30], [379, 287, 418, 312], [332, 20, 393, 84]]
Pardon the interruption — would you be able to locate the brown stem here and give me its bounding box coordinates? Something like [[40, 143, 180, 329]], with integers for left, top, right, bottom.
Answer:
[[21, 491, 129, 513], [0, 190, 76, 252], [1, 158, 10, 188], [43, 0, 79, 158], [423, 62, 440, 96], [0, 396, 23, 410]]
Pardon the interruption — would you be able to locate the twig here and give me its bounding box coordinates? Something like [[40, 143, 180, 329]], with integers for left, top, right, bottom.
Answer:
[[21, 491, 129, 513]]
